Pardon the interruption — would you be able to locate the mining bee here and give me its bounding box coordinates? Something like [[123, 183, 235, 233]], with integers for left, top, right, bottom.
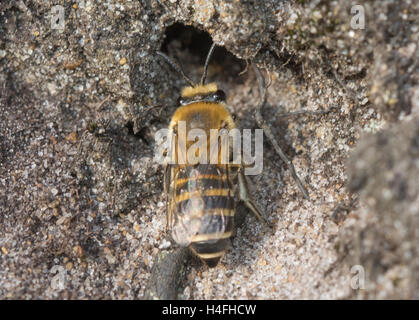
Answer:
[[157, 43, 309, 268]]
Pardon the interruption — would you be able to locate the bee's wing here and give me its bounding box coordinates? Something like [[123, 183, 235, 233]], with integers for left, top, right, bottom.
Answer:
[[164, 164, 174, 232], [170, 164, 233, 246], [194, 190, 233, 245]]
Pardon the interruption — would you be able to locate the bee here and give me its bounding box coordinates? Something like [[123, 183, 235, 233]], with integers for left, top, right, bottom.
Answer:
[[157, 44, 265, 267]]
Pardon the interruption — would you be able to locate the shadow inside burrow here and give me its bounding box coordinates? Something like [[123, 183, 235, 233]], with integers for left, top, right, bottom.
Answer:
[[160, 23, 246, 88]]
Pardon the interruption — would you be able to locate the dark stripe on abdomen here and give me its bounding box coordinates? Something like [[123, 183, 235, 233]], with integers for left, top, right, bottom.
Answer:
[[190, 215, 234, 268], [191, 238, 231, 254], [190, 238, 231, 268], [176, 178, 228, 196]]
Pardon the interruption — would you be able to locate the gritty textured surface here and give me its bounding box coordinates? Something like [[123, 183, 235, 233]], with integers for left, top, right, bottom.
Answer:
[[339, 117, 419, 299], [0, 0, 418, 299]]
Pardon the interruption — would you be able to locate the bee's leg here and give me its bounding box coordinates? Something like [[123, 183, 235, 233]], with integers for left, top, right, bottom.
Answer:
[[164, 164, 172, 232], [276, 106, 335, 118], [163, 164, 170, 194], [237, 170, 267, 224], [252, 64, 310, 200], [233, 201, 248, 234]]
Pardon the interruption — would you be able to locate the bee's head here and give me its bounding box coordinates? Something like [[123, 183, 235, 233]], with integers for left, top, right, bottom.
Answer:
[[157, 43, 225, 107], [177, 83, 226, 106]]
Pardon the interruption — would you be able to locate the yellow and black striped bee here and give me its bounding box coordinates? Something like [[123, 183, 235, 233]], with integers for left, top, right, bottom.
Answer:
[[157, 44, 264, 268]]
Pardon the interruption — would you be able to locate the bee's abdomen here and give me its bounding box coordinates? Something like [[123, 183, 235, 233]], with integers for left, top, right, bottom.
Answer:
[[189, 213, 234, 268], [174, 165, 235, 267], [190, 238, 231, 268]]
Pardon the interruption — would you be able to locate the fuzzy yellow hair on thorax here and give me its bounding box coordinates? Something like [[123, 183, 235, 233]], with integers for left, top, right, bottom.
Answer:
[[181, 83, 218, 98]]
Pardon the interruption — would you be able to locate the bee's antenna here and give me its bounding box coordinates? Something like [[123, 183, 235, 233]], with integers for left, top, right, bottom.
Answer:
[[200, 43, 217, 85], [157, 51, 196, 87], [252, 64, 310, 200]]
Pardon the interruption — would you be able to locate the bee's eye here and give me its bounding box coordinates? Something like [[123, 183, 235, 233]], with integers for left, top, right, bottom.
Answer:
[[212, 90, 226, 102], [177, 96, 186, 106]]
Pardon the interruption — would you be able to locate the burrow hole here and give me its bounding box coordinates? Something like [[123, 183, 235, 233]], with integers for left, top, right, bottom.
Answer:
[[160, 23, 245, 87]]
